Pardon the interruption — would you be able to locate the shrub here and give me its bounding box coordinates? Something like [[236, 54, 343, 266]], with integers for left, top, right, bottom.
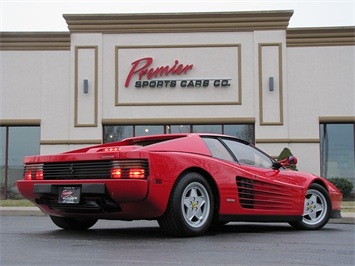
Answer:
[[328, 177, 354, 198]]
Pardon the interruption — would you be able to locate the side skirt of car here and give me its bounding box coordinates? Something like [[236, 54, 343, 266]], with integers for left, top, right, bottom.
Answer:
[[218, 215, 302, 223]]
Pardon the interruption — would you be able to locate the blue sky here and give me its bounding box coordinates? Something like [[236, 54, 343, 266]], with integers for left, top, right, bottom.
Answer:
[[1, 0, 354, 31]]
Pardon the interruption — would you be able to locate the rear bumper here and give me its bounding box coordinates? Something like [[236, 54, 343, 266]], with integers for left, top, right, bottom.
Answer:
[[17, 179, 151, 218], [33, 183, 119, 213]]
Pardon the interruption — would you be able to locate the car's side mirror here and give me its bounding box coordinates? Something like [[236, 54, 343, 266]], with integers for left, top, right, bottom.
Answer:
[[273, 156, 298, 169]]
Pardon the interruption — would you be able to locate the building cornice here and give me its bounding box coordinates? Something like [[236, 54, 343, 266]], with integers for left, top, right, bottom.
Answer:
[[63, 10, 294, 33], [287, 27, 355, 47], [1, 13, 354, 50], [319, 116, 355, 123], [0, 119, 41, 126], [102, 117, 256, 125], [0, 32, 70, 50]]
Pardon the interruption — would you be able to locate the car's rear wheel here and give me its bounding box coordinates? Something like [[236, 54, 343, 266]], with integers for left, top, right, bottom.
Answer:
[[50, 216, 98, 230], [158, 172, 214, 237], [289, 183, 331, 230]]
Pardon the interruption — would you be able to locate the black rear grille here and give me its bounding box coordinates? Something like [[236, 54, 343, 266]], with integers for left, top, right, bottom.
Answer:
[[43, 161, 111, 180], [41, 160, 148, 180]]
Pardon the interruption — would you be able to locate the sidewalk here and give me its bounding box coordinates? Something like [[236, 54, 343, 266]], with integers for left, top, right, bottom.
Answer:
[[0, 206, 354, 224], [0, 206, 45, 216]]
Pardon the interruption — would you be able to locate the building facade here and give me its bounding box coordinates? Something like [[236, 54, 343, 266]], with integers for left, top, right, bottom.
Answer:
[[1, 10, 354, 197]]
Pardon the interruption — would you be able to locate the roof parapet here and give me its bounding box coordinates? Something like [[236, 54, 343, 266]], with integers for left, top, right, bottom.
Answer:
[[63, 10, 294, 33], [0, 32, 70, 50], [287, 27, 355, 47]]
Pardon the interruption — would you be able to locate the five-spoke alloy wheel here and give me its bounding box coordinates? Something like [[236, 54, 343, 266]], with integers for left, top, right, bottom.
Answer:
[[289, 183, 331, 230], [158, 172, 214, 237]]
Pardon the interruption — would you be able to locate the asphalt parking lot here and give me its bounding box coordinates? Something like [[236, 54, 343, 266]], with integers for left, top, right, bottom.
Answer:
[[1, 214, 354, 266], [0, 206, 354, 224]]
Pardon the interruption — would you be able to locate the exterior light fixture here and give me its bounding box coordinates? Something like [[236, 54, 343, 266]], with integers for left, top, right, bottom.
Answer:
[[83, 79, 89, 93], [269, 77, 274, 91]]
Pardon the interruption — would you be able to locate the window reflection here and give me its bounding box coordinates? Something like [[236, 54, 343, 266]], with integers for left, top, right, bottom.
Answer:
[[320, 123, 355, 185], [167, 125, 191, 134], [135, 125, 164, 137], [224, 124, 254, 143], [103, 126, 133, 143], [0, 128, 6, 197], [103, 124, 256, 145], [192, 125, 222, 134], [1, 126, 40, 198]]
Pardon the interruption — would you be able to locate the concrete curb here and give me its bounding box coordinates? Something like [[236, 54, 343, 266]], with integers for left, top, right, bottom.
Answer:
[[0, 207, 354, 224], [0, 207, 46, 216]]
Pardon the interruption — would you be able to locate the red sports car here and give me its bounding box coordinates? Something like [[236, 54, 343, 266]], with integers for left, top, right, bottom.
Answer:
[[17, 133, 342, 236]]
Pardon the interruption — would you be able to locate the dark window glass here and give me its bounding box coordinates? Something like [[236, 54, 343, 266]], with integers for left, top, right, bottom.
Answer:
[[167, 125, 191, 134], [135, 125, 164, 137], [103, 126, 133, 143], [103, 123, 255, 146], [192, 125, 222, 134], [320, 123, 355, 185], [1, 126, 40, 197], [0, 128, 6, 195], [224, 124, 254, 143]]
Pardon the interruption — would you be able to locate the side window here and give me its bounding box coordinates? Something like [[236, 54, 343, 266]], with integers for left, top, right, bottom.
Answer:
[[223, 139, 273, 168], [203, 138, 234, 162]]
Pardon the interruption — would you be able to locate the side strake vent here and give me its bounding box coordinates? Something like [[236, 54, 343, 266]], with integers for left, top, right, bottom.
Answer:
[[237, 176, 294, 210], [37, 160, 149, 180], [237, 177, 254, 209]]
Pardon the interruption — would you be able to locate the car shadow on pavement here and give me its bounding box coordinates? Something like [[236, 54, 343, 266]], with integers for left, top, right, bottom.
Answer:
[[39, 222, 300, 239], [207, 222, 341, 235], [33, 221, 341, 240]]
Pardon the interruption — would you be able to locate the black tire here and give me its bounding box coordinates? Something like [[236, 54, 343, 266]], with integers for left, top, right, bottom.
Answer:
[[158, 172, 214, 237], [50, 216, 98, 230], [289, 183, 331, 230]]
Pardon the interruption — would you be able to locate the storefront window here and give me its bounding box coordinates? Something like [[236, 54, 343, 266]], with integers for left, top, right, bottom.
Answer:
[[103, 126, 133, 143], [224, 124, 254, 143], [192, 125, 222, 134], [135, 125, 164, 137], [1, 126, 40, 198], [320, 123, 355, 185], [103, 123, 255, 144], [167, 125, 191, 134], [0, 128, 6, 197]]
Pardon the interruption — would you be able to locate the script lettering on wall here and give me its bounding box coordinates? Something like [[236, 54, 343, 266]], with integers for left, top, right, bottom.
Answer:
[[115, 45, 241, 106]]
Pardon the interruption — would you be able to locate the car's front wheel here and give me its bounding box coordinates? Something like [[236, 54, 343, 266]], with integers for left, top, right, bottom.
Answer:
[[289, 183, 331, 230], [158, 172, 214, 237], [50, 216, 98, 230]]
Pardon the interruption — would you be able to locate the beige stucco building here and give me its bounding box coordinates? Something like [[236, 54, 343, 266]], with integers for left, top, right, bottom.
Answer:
[[1, 10, 354, 195]]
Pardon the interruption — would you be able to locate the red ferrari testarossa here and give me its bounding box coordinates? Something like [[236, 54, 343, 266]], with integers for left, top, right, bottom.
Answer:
[[17, 133, 342, 236]]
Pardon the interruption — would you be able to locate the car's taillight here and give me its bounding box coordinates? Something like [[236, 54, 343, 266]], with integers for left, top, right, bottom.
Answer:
[[24, 164, 44, 180], [111, 167, 146, 179], [128, 168, 146, 179], [111, 168, 122, 179], [110, 160, 148, 179]]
